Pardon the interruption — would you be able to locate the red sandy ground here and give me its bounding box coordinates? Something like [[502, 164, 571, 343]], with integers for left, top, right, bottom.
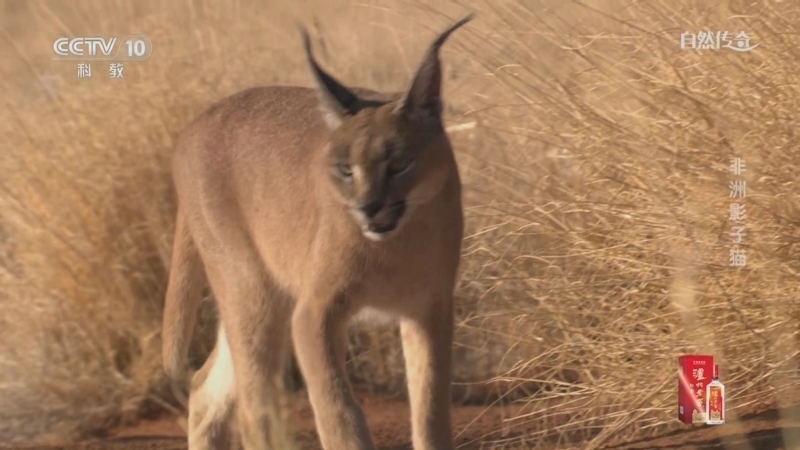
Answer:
[[17, 391, 800, 450]]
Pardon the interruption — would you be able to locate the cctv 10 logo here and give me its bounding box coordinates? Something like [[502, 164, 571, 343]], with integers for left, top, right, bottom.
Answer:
[[53, 35, 153, 61]]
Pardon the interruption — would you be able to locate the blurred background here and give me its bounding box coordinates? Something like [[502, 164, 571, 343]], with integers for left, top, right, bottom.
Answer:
[[1, 0, 798, 449]]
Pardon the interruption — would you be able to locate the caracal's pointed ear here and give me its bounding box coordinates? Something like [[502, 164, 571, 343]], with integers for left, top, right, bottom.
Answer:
[[395, 14, 474, 125], [300, 25, 361, 130]]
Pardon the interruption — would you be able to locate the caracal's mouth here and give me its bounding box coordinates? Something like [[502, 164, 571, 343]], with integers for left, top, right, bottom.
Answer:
[[361, 200, 406, 242], [367, 222, 397, 234]]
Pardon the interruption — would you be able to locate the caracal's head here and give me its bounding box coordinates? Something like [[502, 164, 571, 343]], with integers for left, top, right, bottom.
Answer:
[[301, 15, 473, 242]]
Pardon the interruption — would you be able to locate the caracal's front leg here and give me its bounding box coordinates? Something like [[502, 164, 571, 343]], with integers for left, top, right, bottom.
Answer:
[[401, 294, 455, 450], [291, 292, 375, 450]]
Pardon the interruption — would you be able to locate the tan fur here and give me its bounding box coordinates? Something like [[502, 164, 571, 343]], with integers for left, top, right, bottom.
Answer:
[[161, 15, 472, 450]]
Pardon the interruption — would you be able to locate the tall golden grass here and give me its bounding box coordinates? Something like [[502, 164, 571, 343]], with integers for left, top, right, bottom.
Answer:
[[1, 0, 798, 448]]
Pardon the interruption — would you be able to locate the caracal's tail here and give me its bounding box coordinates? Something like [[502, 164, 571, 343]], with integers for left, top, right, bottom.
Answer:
[[162, 206, 205, 380]]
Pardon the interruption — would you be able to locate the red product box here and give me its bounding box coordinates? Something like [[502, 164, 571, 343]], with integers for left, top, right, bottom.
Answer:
[[678, 355, 714, 424]]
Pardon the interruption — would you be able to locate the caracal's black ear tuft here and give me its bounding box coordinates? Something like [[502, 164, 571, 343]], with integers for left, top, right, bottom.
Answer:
[[300, 24, 361, 130], [395, 14, 474, 125]]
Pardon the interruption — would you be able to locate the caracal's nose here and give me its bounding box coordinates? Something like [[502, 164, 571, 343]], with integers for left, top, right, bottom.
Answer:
[[358, 199, 384, 219]]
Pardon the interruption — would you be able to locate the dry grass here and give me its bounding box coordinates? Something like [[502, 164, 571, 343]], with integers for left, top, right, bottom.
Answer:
[[1, 0, 799, 448]]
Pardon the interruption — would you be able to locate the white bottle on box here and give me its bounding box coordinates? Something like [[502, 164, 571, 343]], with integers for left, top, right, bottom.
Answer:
[[705, 364, 725, 425]]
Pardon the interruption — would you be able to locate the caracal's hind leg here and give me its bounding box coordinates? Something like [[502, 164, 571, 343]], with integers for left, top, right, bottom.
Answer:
[[187, 326, 237, 450], [401, 293, 456, 450], [204, 252, 294, 450]]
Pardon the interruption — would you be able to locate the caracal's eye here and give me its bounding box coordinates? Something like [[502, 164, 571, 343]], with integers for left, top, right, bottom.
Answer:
[[387, 157, 414, 176], [335, 163, 353, 178]]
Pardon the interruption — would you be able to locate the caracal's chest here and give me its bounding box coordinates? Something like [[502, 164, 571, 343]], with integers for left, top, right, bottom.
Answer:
[[350, 223, 461, 320]]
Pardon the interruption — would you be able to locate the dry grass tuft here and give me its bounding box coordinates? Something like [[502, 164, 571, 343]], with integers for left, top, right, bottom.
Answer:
[[1, 0, 798, 448]]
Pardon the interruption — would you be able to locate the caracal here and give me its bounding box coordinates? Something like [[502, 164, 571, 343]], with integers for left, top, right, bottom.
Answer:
[[161, 14, 472, 450]]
